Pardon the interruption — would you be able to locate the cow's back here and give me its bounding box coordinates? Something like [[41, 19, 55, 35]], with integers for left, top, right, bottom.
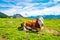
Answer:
[[25, 20, 35, 27]]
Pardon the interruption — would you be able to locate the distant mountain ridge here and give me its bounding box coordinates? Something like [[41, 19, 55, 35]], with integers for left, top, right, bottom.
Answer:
[[43, 15, 60, 19], [0, 12, 60, 19], [0, 12, 8, 18], [27, 15, 60, 19], [13, 14, 23, 18]]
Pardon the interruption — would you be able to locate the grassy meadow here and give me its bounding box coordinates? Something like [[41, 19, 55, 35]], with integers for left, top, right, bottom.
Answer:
[[0, 18, 60, 40]]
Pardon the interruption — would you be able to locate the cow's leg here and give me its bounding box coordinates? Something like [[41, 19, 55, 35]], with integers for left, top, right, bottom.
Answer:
[[34, 27, 39, 32], [32, 24, 39, 32], [23, 27, 29, 31], [23, 23, 29, 31], [32, 29, 36, 32]]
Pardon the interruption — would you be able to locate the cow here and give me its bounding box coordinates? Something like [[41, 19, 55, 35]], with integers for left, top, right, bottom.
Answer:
[[21, 16, 44, 32]]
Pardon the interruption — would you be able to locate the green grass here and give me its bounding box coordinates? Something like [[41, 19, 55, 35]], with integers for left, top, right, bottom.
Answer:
[[44, 19, 60, 32], [0, 18, 60, 40]]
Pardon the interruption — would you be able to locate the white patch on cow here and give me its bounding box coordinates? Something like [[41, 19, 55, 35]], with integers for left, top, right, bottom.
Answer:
[[32, 29, 36, 31], [23, 23, 29, 31], [26, 26, 32, 29], [23, 27, 29, 31]]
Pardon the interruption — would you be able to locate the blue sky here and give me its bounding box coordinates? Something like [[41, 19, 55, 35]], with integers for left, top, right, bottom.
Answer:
[[0, 0, 60, 17]]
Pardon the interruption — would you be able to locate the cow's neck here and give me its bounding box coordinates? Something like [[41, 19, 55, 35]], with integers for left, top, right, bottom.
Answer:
[[36, 19, 38, 23], [35, 19, 40, 28], [36, 20, 38, 23]]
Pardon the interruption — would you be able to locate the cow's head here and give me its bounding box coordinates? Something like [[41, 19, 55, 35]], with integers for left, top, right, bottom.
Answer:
[[38, 16, 44, 30], [38, 16, 44, 24]]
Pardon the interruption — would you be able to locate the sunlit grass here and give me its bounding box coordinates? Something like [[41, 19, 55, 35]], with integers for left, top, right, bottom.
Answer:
[[0, 18, 60, 40]]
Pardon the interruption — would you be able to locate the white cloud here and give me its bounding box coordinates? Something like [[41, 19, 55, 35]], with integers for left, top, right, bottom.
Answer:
[[0, 6, 23, 16], [0, 5, 60, 17], [0, 8, 16, 16], [20, 5, 60, 17], [0, 0, 60, 17], [24, 0, 32, 2], [41, 5, 60, 15], [53, 0, 60, 2], [2, 0, 13, 2], [0, 3, 15, 7], [2, 0, 32, 3]]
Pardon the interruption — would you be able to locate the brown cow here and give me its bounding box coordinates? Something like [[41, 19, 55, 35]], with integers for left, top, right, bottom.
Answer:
[[21, 17, 44, 32]]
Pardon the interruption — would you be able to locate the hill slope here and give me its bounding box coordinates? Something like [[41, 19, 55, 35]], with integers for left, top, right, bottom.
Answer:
[[0, 12, 8, 18]]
